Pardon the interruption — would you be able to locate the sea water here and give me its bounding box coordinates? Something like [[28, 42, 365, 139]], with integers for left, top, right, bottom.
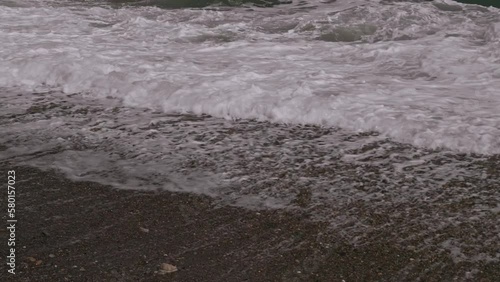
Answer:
[[0, 0, 499, 275]]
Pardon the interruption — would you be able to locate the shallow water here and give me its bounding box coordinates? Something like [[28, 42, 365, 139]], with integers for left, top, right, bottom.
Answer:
[[1, 0, 499, 275], [1, 87, 499, 270]]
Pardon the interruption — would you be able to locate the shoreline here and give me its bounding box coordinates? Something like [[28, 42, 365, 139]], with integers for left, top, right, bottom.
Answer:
[[2, 164, 499, 281], [2, 0, 500, 280]]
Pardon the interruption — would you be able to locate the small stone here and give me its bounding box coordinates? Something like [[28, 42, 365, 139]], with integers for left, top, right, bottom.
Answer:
[[49, 254, 56, 258], [35, 260, 43, 266], [139, 227, 149, 233], [158, 263, 178, 274], [27, 257, 36, 262], [80, 267, 86, 271]]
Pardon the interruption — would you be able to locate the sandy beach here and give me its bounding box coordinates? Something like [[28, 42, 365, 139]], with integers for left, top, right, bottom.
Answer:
[[2, 164, 499, 281]]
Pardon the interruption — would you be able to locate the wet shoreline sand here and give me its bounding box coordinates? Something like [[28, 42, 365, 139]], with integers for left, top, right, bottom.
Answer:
[[2, 164, 499, 281]]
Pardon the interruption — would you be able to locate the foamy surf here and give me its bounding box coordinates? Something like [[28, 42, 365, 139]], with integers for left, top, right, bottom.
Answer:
[[1, 86, 499, 269], [1, 0, 500, 154]]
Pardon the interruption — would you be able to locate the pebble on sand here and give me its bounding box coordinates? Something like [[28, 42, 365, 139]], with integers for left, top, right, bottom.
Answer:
[[159, 263, 178, 274]]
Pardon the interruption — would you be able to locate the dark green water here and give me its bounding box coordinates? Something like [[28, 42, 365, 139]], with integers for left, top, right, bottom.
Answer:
[[108, 0, 291, 8], [106, 0, 500, 9], [455, 0, 500, 8], [107, 0, 500, 9]]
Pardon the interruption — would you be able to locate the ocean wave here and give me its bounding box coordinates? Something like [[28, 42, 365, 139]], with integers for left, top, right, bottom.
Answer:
[[1, 0, 500, 154]]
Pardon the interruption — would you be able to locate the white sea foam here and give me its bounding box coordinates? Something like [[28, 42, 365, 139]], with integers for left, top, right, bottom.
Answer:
[[1, 85, 499, 266], [1, 0, 499, 154]]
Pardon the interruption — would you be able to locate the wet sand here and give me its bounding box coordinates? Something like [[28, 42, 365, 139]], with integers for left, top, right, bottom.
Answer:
[[2, 164, 499, 282]]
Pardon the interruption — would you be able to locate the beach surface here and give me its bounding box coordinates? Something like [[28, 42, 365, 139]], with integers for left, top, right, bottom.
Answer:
[[2, 164, 499, 281]]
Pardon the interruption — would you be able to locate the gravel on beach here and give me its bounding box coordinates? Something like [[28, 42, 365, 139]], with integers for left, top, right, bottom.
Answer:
[[2, 164, 499, 281]]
